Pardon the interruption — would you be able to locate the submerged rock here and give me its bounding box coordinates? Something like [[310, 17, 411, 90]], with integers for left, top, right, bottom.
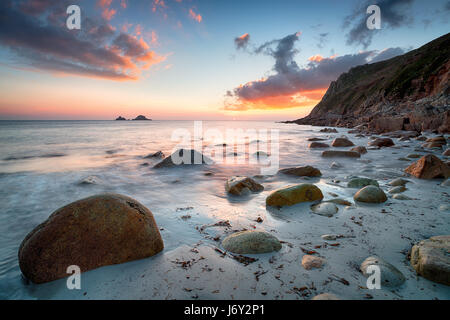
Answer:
[[388, 185, 406, 194], [331, 138, 355, 147], [311, 293, 340, 300], [392, 194, 413, 200], [360, 256, 406, 287], [266, 183, 323, 207], [278, 166, 322, 177], [423, 142, 443, 149], [330, 162, 342, 169], [153, 149, 212, 168], [321, 150, 360, 158], [302, 255, 325, 270], [307, 137, 327, 141], [144, 151, 164, 158], [222, 230, 281, 254], [368, 138, 395, 148], [311, 202, 338, 217], [225, 176, 264, 196], [443, 149, 450, 156], [410, 235, 450, 286], [404, 154, 450, 179], [321, 234, 337, 241], [354, 186, 387, 203], [347, 177, 379, 188], [308, 142, 329, 148], [319, 128, 337, 133], [351, 146, 368, 154], [325, 198, 353, 206], [18, 194, 164, 284], [388, 178, 410, 186], [441, 179, 450, 187], [78, 175, 101, 185], [407, 153, 421, 159]]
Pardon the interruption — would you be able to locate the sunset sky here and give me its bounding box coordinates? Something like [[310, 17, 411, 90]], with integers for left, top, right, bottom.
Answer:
[[0, 0, 449, 120]]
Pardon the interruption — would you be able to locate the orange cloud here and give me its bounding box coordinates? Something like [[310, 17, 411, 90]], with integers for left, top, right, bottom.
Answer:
[[135, 24, 143, 36], [102, 8, 116, 20], [238, 33, 249, 40], [97, 0, 116, 20], [189, 8, 202, 23], [152, 0, 167, 12], [225, 89, 327, 111], [308, 54, 324, 62]]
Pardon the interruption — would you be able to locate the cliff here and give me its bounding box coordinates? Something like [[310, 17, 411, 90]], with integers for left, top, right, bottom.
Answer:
[[290, 33, 450, 133]]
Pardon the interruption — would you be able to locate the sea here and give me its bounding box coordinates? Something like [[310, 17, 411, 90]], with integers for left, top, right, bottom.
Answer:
[[0, 120, 444, 299]]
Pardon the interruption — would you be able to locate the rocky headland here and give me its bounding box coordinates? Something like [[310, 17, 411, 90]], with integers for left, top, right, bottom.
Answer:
[[287, 33, 450, 134]]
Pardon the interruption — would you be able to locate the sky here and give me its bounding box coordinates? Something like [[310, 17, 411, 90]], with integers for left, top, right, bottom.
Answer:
[[0, 0, 448, 120]]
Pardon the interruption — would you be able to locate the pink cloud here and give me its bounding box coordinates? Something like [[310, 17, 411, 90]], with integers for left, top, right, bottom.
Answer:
[[189, 8, 202, 23]]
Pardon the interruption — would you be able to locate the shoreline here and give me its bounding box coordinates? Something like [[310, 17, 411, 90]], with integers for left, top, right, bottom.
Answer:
[[1, 123, 449, 300]]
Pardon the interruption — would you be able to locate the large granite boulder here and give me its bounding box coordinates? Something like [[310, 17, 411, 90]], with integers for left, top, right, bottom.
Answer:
[[308, 142, 329, 148], [153, 149, 212, 168], [350, 146, 368, 154], [278, 166, 322, 177], [405, 154, 450, 179], [354, 186, 387, 203], [266, 184, 323, 207], [410, 235, 450, 286], [368, 138, 395, 148], [18, 194, 164, 284], [225, 176, 264, 196], [347, 177, 379, 188], [331, 138, 355, 147], [222, 231, 281, 254]]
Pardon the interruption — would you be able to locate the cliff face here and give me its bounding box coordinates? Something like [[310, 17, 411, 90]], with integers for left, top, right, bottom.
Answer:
[[292, 33, 450, 133]]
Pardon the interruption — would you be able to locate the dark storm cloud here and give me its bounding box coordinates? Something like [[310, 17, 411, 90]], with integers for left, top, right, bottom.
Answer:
[[343, 0, 414, 48], [317, 32, 329, 49], [0, 1, 162, 80], [234, 33, 250, 50]]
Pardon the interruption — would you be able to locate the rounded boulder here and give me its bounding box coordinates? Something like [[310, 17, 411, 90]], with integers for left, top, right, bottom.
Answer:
[[354, 186, 387, 203], [266, 184, 323, 207], [18, 194, 164, 284], [222, 230, 281, 254]]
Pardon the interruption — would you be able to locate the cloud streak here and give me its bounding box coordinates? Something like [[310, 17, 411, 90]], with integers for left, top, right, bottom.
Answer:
[[225, 32, 406, 111], [343, 0, 414, 48], [189, 8, 202, 23]]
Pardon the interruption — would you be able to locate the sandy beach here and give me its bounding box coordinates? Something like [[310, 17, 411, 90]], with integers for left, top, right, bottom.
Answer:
[[2, 121, 448, 300]]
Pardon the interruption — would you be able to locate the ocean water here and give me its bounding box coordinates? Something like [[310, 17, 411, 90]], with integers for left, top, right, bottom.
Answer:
[[0, 120, 448, 300]]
